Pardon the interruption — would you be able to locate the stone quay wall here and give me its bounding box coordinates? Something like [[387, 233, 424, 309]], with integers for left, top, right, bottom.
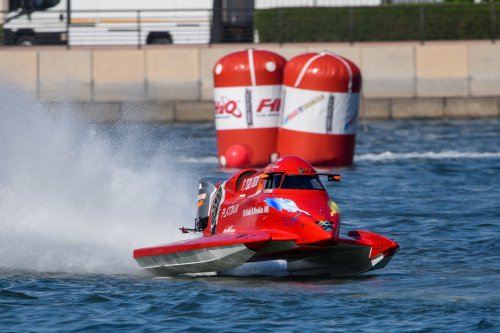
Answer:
[[0, 41, 499, 122]]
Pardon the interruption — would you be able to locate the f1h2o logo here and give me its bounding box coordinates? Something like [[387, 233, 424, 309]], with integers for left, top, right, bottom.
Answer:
[[257, 98, 281, 113], [215, 96, 281, 119], [215, 96, 242, 118]]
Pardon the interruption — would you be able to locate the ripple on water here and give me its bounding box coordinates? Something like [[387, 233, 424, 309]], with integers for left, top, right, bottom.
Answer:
[[0, 289, 38, 300], [0, 119, 499, 332]]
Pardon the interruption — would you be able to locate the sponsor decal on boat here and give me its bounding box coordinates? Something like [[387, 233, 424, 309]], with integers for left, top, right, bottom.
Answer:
[[242, 175, 260, 190], [222, 204, 239, 218], [242, 206, 269, 217], [223, 225, 236, 233], [264, 197, 309, 215], [328, 199, 341, 217]]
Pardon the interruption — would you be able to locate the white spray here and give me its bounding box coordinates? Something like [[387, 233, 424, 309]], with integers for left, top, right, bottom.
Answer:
[[0, 86, 198, 275]]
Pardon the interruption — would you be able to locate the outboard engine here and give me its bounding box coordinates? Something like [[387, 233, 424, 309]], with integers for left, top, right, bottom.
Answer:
[[195, 176, 227, 231]]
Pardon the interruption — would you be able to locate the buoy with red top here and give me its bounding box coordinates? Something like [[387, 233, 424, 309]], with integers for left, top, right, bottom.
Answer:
[[214, 49, 286, 168], [276, 51, 362, 167]]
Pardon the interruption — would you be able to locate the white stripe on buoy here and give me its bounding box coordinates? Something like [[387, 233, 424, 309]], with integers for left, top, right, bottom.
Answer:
[[248, 49, 256, 86], [325, 51, 353, 93], [293, 53, 324, 88]]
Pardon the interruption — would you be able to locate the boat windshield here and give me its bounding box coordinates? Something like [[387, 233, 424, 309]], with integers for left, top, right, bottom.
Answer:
[[264, 174, 283, 189], [280, 175, 324, 190]]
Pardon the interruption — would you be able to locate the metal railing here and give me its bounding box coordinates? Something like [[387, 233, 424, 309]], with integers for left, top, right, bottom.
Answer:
[[1, 4, 499, 48]]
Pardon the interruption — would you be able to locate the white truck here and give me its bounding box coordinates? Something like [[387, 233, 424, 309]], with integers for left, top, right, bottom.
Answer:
[[3, 0, 254, 46]]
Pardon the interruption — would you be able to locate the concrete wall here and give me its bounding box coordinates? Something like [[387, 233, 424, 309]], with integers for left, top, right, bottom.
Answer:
[[0, 0, 6, 23], [0, 41, 499, 121]]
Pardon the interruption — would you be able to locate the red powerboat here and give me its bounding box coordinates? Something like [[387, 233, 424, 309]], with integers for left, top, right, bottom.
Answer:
[[133, 156, 399, 277]]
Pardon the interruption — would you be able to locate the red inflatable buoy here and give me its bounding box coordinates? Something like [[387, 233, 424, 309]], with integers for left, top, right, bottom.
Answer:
[[224, 145, 250, 168], [276, 51, 362, 167], [214, 49, 286, 167]]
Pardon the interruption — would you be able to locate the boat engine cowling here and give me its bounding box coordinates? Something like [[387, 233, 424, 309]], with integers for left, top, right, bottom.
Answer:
[[195, 176, 226, 231]]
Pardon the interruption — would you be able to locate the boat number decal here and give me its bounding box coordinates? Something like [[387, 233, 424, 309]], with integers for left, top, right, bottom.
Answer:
[[241, 175, 260, 191]]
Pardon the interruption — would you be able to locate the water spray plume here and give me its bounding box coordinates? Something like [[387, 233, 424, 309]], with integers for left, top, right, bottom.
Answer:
[[0, 86, 195, 275]]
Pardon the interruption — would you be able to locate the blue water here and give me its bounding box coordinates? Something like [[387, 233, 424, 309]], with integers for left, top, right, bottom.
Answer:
[[1, 117, 499, 332]]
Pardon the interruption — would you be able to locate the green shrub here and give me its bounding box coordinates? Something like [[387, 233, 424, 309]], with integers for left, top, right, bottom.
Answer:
[[255, 4, 500, 43]]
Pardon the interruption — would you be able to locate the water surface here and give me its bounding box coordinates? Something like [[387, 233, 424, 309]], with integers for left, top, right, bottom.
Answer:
[[1, 116, 499, 332]]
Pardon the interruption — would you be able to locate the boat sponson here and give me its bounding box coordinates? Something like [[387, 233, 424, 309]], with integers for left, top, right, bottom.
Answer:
[[137, 244, 257, 275]]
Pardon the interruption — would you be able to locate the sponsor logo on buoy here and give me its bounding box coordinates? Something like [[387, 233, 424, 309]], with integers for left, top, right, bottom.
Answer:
[[257, 98, 281, 113], [213, 49, 286, 167], [282, 94, 324, 126], [215, 96, 242, 118]]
